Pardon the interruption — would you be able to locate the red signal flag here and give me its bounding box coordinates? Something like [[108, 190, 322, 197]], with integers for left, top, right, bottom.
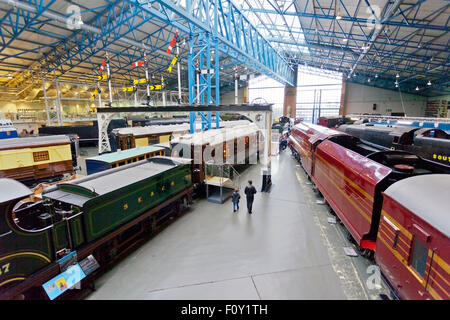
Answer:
[[132, 61, 146, 67], [166, 32, 178, 54], [99, 59, 106, 73]]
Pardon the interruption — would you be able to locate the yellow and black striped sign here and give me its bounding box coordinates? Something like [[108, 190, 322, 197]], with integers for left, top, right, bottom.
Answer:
[[122, 86, 136, 92], [97, 74, 108, 81], [133, 78, 148, 85]]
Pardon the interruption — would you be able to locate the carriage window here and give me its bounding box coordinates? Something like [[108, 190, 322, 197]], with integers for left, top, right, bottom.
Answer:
[[411, 239, 428, 277], [33, 151, 50, 162]]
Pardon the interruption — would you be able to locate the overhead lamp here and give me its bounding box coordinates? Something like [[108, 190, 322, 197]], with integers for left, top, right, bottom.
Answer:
[[353, 73, 356, 77], [375, 74, 378, 78], [336, 14, 342, 20], [342, 38, 348, 42], [415, 86, 419, 91], [427, 80, 431, 86], [7, 73, 12, 79], [367, 78, 371, 83], [395, 83, 399, 88], [396, 73, 399, 78]]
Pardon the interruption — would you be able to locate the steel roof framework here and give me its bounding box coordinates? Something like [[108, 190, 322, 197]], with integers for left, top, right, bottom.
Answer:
[[0, 0, 295, 93], [0, 0, 448, 98], [242, 0, 449, 96]]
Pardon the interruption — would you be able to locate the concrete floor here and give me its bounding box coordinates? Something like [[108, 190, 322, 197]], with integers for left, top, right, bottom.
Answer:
[[83, 150, 390, 300]]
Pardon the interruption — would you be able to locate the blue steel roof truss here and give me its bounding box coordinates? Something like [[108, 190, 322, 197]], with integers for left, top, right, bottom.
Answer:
[[0, 0, 448, 98]]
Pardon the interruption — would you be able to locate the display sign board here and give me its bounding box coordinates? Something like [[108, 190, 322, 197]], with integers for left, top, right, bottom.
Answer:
[[58, 251, 77, 272], [42, 264, 86, 300], [79, 255, 100, 276]]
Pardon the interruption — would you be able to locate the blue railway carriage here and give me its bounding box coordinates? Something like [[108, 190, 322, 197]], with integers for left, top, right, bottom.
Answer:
[[85, 145, 165, 175]]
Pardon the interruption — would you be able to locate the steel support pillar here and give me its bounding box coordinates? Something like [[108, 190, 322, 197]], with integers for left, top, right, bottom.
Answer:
[[188, 32, 220, 133]]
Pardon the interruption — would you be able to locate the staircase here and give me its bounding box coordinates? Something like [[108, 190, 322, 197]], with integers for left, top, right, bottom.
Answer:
[[204, 161, 241, 204]]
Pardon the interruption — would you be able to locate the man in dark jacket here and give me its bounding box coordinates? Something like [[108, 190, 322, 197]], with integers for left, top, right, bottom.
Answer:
[[244, 180, 257, 214]]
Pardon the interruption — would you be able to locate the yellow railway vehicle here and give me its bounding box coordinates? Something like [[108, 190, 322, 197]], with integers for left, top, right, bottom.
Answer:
[[0, 135, 74, 184]]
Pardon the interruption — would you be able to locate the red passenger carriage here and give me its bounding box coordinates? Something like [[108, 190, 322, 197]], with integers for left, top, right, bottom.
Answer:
[[289, 121, 450, 300], [377, 175, 449, 300]]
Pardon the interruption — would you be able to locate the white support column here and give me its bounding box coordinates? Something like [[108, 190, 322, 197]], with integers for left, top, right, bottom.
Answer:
[[234, 66, 238, 104], [106, 52, 113, 106], [177, 42, 182, 103], [41, 72, 51, 126], [55, 80, 63, 126], [161, 76, 166, 106]]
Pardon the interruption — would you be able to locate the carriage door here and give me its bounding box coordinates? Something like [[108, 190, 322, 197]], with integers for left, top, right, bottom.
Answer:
[[409, 224, 433, 299], [308, 135, 324, 177]]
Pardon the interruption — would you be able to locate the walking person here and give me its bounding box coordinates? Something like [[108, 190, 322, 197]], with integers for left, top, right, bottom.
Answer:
[[231, 189, 241, 212], [244, 180, 257, 214]]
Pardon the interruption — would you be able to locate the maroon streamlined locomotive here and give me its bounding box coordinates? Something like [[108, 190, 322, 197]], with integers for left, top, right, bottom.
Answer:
[[289, 121, 450, 300]]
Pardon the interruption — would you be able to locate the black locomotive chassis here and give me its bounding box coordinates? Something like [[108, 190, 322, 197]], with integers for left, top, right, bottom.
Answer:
[[0, 185, 194, 300]]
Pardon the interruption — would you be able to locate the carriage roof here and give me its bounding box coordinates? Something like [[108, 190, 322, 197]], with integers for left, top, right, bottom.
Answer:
[[85, 145, 165, 164], [0, 135, 70, 150], [384, 174, 450, 237]]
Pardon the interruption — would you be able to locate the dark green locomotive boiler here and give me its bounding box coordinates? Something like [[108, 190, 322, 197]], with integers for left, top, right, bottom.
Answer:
[[0, 157, 193, 299]]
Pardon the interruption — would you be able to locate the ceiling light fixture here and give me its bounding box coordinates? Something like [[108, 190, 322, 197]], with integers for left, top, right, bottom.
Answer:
[[367, 78, 371, 83], [415, 86, 419, 91], [396, 73, 399, 78], [336, 14, 342, 20], [375, 74, 378, 78], [427, 80, 431, 86]]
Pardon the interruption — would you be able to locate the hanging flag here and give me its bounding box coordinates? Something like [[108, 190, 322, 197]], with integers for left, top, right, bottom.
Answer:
[[132, 60, 146, 68], [99, 59, 106, 73], [166, 32, 178, 54], [167, 54, 179, 73]]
